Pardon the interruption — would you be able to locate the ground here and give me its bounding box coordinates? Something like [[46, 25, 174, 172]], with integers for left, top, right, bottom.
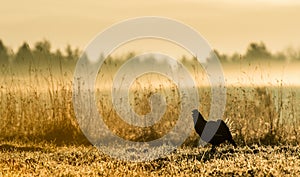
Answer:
[[0, 143, 299, 176]]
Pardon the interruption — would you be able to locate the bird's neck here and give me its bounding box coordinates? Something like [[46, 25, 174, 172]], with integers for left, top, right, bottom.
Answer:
[[198, 113, 206, 123], [195, 113, 206, 134]]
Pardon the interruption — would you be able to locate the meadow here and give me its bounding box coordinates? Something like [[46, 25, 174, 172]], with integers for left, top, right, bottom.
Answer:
[[1, 66, 299, 176], [1, 58, 299, 146], [0, 143, 299, 176], [0, 40, 300, 176]]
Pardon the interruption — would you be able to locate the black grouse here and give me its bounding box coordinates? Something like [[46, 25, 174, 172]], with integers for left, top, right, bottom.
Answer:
[[192, 109, 237, 149]]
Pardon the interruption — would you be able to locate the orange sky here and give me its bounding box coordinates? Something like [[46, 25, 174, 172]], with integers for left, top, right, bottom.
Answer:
[[0, 0, 300, 55]]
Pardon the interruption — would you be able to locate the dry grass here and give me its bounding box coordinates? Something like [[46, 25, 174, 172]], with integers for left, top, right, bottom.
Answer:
[[0, 57, 300, 175], [0, 142, 299, 176], [1, 79, 299, 146]]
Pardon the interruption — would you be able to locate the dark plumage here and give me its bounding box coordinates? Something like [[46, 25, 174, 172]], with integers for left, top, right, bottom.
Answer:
[[192, 109, 236, 149]]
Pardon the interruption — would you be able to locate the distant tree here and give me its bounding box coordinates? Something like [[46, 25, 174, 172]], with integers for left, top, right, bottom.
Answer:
[[180, 56, 188, 65], [285, 47, 300, 61], [33, 40, 52, 66], [14, 42, 33, 65], [34, 40, 51, 54], [54, 49, 63, 60], [273, 51, 286, 61], [65, 45, 80, 62], [62, 45, 79, 71], [213, 49, 229, 63], [230, 52, 242, 63], [244, 42, 272, 60], [124, 52, 135, 60], [0, 40, 9, 66]]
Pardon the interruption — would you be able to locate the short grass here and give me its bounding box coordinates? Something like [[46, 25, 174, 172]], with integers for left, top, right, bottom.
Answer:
[[0, 142, 299, 176]]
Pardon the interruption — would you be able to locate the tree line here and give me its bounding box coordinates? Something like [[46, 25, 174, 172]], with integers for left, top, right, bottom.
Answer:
[[1, 39, 300, 71], [215, 42, 300, 63], [0, 40, 81, 76]]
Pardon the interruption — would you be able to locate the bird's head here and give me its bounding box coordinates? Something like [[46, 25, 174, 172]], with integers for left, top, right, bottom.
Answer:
[[192, 109, 199, 125]]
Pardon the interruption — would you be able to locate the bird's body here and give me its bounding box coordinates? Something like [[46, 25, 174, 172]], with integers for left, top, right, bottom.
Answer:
[[192, 109, 236, 148]]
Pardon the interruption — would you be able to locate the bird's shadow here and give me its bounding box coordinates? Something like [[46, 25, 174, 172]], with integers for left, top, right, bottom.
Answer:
[[195, 146, 237, 162], [196, 148, 218, 162]]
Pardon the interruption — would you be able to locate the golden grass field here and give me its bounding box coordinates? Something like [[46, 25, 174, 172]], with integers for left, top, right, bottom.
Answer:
[[0, 56, 300, 176], [0, 143, 299, 176]]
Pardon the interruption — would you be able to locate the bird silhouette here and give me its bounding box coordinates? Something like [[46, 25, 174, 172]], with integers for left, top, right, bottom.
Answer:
[[192, 109, 236, 150]]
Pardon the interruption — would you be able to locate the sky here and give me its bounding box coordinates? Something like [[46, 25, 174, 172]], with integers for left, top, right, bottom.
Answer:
[[0, 0, 300, 55]]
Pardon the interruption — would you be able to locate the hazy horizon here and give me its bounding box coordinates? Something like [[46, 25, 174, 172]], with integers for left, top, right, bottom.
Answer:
[[1, 0, 300, 55], [1, 0, 300, 86]]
